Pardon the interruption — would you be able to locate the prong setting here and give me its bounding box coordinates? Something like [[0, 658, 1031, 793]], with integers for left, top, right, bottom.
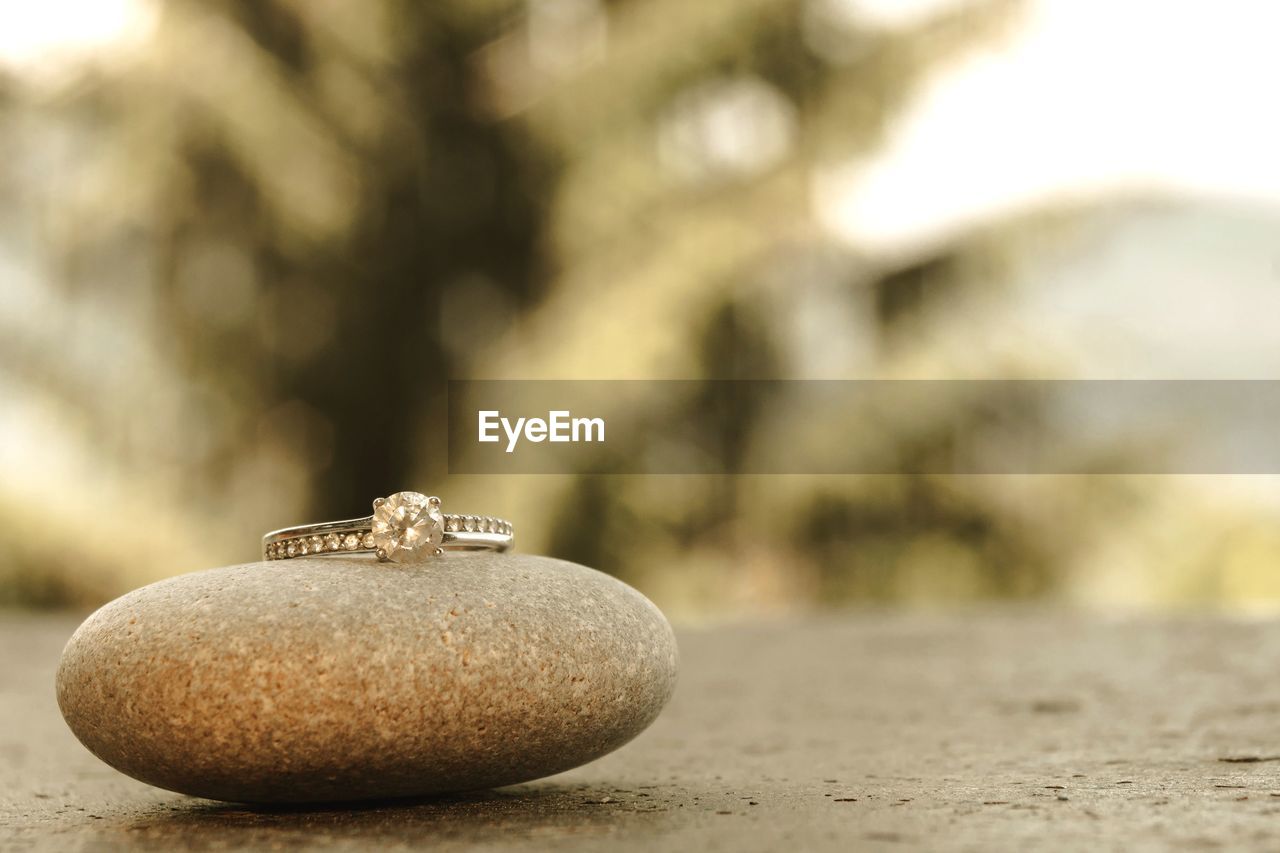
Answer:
[[369, 491, 446, 564]]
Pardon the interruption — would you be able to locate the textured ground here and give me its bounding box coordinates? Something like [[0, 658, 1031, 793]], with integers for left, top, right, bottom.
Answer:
[[4, 608, 1280, 851]]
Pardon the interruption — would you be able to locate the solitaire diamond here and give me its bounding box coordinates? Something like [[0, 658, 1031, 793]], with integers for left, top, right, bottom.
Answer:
[[370, 491, 444, 563]]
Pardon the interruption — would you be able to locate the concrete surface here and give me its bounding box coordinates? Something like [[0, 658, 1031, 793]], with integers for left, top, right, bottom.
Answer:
[[5, 608, 1280, 851]]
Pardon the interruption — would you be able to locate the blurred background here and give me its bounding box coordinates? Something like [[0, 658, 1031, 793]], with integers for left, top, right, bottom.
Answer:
[[2, 0, 1280, 620]]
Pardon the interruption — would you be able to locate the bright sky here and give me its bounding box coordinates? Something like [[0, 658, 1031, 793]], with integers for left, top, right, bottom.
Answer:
[[0, 0, 155, 79], [815, 0, 1280, 256], [10, 0, 1278, 254]]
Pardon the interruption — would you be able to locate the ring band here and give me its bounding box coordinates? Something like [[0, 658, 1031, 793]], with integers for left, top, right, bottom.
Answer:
[[262, 491, 513, 563]]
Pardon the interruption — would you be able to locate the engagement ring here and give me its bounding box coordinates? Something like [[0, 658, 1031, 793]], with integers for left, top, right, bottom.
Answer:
[[262, 491, 513, 563]]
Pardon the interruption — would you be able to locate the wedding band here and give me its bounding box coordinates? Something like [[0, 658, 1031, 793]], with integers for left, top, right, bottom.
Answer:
[[262, 491, 513, 563]]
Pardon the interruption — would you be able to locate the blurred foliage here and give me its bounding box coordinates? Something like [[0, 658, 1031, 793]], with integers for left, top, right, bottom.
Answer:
[[2, 0, 1280, 617]]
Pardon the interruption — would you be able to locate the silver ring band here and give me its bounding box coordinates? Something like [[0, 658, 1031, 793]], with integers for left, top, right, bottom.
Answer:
[[262, 492, 512, 563]]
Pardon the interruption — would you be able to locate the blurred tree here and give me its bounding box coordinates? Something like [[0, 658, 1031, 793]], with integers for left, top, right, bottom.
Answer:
[[5, 0, 1243, 616]]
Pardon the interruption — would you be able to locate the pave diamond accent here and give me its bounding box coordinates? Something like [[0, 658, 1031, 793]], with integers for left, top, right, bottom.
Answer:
[[370, 491, 444, 563]]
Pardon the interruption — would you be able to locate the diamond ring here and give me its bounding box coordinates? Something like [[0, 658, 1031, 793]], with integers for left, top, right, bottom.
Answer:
[[262, 491, 513, 563]]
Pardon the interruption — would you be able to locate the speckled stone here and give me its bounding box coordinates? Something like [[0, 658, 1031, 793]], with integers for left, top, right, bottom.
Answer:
[[55, 554, 678, 804]]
